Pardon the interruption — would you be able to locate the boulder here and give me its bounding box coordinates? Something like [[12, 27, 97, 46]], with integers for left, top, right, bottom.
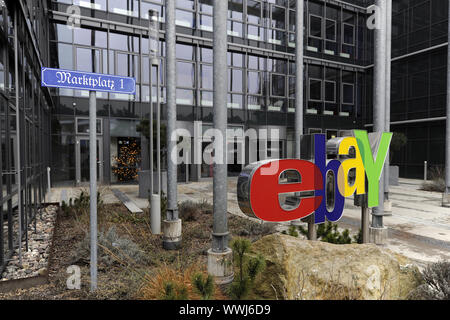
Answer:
[[251, 234, 422, 300]]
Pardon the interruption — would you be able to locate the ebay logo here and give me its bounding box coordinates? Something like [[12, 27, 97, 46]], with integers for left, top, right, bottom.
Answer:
[[237, 130, 393, 224]]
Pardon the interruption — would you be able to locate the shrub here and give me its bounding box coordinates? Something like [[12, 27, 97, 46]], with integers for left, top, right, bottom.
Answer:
[[163, 281, 189, 300], [412, 261, 450, 300], [236, 220, 277, 238], [353, 229, 363, 244], [422, 166, 445, 193], [72, 226, 148, 267], [137, 265, 226, 300], [298, 221, 353, 244], [229, 238, 266, 300], [192, 273, 215, 300], [178, 200, 202, 222]]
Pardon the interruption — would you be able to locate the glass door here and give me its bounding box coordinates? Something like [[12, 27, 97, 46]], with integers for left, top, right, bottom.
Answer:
[[76, 137, 103, 185]]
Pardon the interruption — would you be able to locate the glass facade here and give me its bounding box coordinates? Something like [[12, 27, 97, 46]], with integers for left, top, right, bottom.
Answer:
[[0, 1, 52, 274], [388, 0, 449, 178], [48, 0, 371, 184], [0, 0, 438, 185]]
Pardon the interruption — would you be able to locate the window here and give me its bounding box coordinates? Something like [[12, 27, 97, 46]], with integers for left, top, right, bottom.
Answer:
[[76, 48, 100, 73], [309, 79, 322, 101], [141, 1, 165, 20], [117, 53, 138, 78], [271, 5, 286, 30], [76, 118, 102, 134], [229, 0, 243, 20], [58, 43, 73, 70], [74, 28, 107, 48], [343, 23, 355, 45], [228, 68, 243, 92], [326, 19, 336, 41], [74, 0, 106, 11], [176, 89, 194, 105], [247, 0, 262, 24], [271, 74, 286, 97], [342, 83, 354, 104], [199, 0, 213, 14], [176, 43, 195, 60], [248, 71, 262, 95], [200, 64, 213, 90], [177, 61, 195, 88], [0, 48, 4, 91], [108, 0, 139, 17], [176, 0, 194, 10], [309, 15, 322, 39], [325, 81, 336, 103]]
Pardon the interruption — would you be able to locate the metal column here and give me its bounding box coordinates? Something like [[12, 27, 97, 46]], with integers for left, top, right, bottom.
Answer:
[[89, 91, 98, 291], [163, 0, 181, 249], [372, 0, 387, 227], [295, 0, 304, 157], [446, 1, 450, 195], [212, 0, 229, 252], [384, 0, 392, 202], [14, 7, 23, 266], [149, 10, 162, 235]]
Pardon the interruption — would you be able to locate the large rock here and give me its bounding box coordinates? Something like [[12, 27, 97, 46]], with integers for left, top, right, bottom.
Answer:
[[251, 234, 422, 300]]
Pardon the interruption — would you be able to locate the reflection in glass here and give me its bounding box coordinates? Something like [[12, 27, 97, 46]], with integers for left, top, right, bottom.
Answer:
[[108, 0, 139, 17], [177, 61, 195, 88], [228, 69, 243, 92], [271, 74, 285, 97], [229, 0, 243, 20], [200, 65, 213, 90], [247, 0, 261, 24], [76, 48, 100, 73], [309, 15, 322, 38], [343, 24, 354, 45], [271, 5, 286, 30], [248, 71, 262, 95], [309, 79, 322, 101]]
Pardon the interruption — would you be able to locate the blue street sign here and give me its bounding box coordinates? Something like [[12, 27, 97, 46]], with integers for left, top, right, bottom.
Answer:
[[41, 67, 136, 95]]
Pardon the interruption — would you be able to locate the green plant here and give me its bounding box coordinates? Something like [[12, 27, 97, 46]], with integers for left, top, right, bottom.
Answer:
[[192, 273, 215, 300], [287, 225, 299, 237], [353, 229, 363, 244], [298, 221, 353, 244], [162, 281, 189, 300], [229, 238, 266, 300]]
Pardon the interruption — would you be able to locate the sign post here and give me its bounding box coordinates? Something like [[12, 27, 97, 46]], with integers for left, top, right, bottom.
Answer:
[[42, 68, 135, 291], [89, 90, 97, 291]]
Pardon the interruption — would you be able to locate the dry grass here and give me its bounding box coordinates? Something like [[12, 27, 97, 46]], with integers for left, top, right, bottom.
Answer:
[[136, 264, 227, 300]]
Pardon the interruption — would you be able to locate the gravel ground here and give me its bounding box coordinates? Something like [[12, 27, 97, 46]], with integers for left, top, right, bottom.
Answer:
[[1, 205, 58, 281]]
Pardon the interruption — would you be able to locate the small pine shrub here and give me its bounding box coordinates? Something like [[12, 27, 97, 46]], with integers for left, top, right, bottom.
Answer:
[[229, 238, 266, 300], [298, 221, 353, 244], [163, 281, 189, 300], [287, 225, 299, 237], [192, 273, 215, 300], [353, 229, 363, 244]]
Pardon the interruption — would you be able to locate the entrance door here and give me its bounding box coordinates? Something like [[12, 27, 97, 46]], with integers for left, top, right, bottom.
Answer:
[[76, 137, 103, 185]]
